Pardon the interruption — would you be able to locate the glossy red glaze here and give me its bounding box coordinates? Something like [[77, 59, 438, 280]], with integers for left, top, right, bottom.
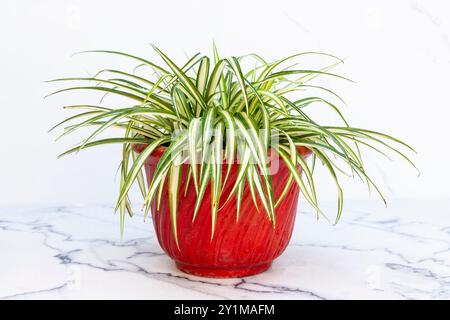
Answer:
[[134, 144, 311, 278]]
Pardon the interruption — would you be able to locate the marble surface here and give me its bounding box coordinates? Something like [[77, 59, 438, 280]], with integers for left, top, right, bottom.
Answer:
[[1, 199, 449, 300]]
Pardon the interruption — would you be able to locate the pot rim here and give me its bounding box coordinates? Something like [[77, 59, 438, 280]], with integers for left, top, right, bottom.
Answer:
[[133, 143, 312, 159]]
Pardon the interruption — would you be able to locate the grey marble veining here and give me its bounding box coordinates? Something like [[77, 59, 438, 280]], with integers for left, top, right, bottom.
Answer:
[[0, 199, 449, 300]]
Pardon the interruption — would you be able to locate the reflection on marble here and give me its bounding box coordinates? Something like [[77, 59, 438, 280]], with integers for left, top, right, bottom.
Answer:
[[0, 199, 449, 300]]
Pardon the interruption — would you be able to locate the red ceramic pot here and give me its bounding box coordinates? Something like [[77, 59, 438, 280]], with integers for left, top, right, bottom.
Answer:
[[135, 145, 311, 278]]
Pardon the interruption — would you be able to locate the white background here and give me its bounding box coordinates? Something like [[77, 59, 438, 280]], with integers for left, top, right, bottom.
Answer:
[[0, 0, 449, 207]]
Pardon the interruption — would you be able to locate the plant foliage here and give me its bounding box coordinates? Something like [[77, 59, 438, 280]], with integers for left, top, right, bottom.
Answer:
[[48, 44, 416, 244]]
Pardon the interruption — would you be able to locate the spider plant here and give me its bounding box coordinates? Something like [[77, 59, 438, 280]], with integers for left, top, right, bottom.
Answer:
[[48, 44, 416, 244]]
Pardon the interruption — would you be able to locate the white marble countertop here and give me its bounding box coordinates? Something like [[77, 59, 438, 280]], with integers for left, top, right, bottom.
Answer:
[[1, 199, 449, 300]]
